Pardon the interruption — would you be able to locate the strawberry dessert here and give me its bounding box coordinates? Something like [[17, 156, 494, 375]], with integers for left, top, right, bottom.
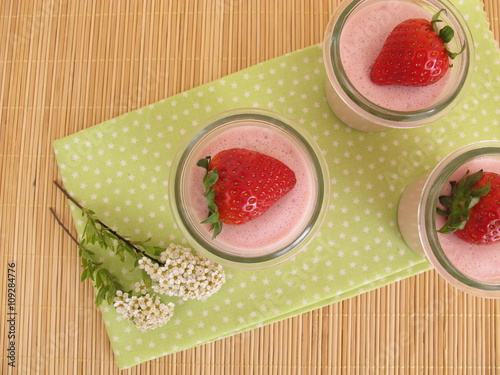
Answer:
[[185, 124, 319, 258], [436, 158, 500, 281], [339, 1, 461, 111]]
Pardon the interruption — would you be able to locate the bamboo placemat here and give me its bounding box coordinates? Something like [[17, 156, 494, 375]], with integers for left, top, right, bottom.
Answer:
[[1, 0, 499, 374]]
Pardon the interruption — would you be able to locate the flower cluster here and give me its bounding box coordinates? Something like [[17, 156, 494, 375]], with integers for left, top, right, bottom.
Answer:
[[138, 243, 226, 301], [113, 291, 175, 332], [112, 243, 226, 331]]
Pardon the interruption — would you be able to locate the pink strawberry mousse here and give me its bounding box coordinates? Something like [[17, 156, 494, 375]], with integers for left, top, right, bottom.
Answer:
[[186, 124, 318, 257], [339, 1, 450, 111]]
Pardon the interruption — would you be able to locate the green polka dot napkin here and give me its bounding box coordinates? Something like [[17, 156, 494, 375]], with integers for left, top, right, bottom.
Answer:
[[53, 1, 499, 369]]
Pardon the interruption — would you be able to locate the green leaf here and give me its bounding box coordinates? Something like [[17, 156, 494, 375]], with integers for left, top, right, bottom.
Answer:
[[97, 232, 108, 249], [212, 221, 223, 238], [436, 207, 449, 217], [197, 156, 210, 170], [197, 157, 224, 238], [450, 181, 457, 195], [470, 181, 490, 198], [106, 285, 117, 305], [133, 259, 140, 269], [203, 170, 219, 195], [142, 270, 152, 288], [142, 245, 165, 257], [105, 229, 118, 241], [152, 246, 165, 256], [95, 285, 109, 306], [84, 223, 98, 245], [114, 242, 127, 262], [201, 211, 221, 225], [99, 269, 110, 285], [94, 270, 102, 288], [81, 268, 91, 282], [205, 189, 216, 209], [464, 170, 483, 190], [105, 234, 116, 249], [136, 238, 152, 246], [436, 169, 490, 234], [124, 243, 138, 259], [438, 195, 453, 208], [80, 250, 94, 261], [437, 218, 464, 234]]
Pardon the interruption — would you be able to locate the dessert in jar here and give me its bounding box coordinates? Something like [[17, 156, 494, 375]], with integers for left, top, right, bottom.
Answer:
[[398, 141, 500, 298], [323, 0, 474, 132], [170, 108, 329, 269]]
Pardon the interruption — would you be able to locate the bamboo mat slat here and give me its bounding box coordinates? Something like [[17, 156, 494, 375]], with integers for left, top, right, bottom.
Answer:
[[1, 0, 499, 374]]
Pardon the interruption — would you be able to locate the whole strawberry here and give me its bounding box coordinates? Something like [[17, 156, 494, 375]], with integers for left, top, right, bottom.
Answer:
[[437, 170, 500, 245], [197, 148, 297, 238], [370, 10, 464, 87]]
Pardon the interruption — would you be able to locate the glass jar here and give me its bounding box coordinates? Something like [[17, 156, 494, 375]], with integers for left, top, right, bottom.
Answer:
[[323, 0, 474, 132], [169, 108, 330, 269], [398, 141, 500, 298]]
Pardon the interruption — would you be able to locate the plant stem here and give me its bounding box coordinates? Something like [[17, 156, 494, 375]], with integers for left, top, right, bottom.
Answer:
[[50, 207, 80, 245], [53, 180, 160, 263]]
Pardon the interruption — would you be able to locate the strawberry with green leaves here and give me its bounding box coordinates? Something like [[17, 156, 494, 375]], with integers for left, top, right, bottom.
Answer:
[[370, 10, 465, 87], [197, 148, 297, 238], [437, 170, 500, 245]]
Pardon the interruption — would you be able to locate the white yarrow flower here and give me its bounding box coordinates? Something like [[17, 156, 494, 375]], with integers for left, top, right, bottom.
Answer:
[[113, 292, 175, 332], [134, 280, 148, 294], [139, 243, 226, 301]]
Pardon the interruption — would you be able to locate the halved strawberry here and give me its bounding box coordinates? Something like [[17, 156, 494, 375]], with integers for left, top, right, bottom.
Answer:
[[197, 148, 297, 238], [437, 170, 500, 245], [370, 10, 465, 87]]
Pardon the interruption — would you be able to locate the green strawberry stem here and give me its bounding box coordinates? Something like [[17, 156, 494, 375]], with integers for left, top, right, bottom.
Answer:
[[197, 156, 223, 239], [436, 170, 491, 234], [431, 9, 465, 61]]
